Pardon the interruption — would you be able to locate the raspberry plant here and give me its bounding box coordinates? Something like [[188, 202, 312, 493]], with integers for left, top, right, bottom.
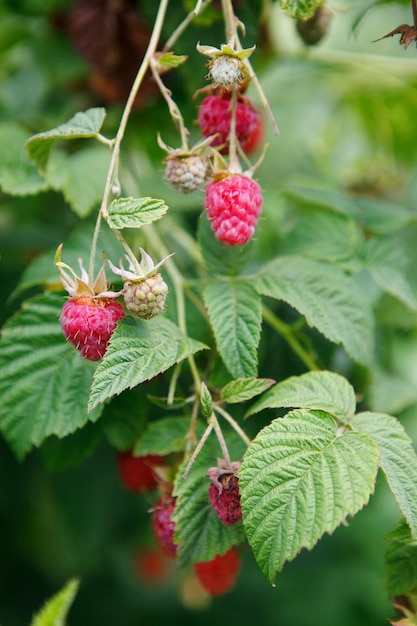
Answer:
[[1, 0, 417, 623]]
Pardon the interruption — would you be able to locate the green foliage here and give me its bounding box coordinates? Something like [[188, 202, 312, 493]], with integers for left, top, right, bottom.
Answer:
[[203, 279, 262, 378], [0, 293, 103, 459], [352, 412, 417, 541], [26, 108, 107, 173], [221, 377, 275, 404], [31, 579, 79, 626], [88, 317, 208, 411], [279, 0, 322, 20], [255, 255, 374, 365], [239, 409, 379, 583], [385, 521, 417, 598], [246, 370, 357, 421], [107, 197, 169, 230], [0, 122, 48, 195]]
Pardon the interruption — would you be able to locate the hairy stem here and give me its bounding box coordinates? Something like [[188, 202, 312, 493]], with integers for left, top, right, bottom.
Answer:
[[214, 404, 251, 446], [89, 0, 170, 282]]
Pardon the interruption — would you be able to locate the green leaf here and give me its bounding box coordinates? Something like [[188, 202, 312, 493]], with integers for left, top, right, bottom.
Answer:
[[221, 377, 275, 404], [0, 293, 103, 460], [385, 520, 417, 598], [355, 196, 415, 234], [279, 0, 323, 19], [239, 409, 378, 583], [172, 433, 246, 567], [134, 417, 204, 457], [255, 255, 374, 366], [362, 238, 417, 311], [352, 412, 417, 542], [88, 316, 208, 411], [46, 146, 111, 218], [26, 107, 106, 172], [200, 382, 213, 418], [0, 122, 48, 195], [203, 279, 262, 378], [284, 184, 357, 217], [157, 52, 188, 68], [198, 213, 254, 276], [368, 368, 417, 415], [281, 211, 363, 266], [107, 196, 169, 230], [245, 370, 356, 422], [31, 578, 79, 626]]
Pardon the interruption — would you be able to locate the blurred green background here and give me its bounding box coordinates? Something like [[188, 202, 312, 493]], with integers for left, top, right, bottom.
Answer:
[[1, 0, 417, 624]]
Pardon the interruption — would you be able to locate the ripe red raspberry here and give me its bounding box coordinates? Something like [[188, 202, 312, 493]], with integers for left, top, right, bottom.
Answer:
[[151, 495, 178, 558], [117, 451, 164, 493], [209, 475, 242, 526], [194, 548, 241, 596], [197, 94, 263, 155], [60, 296, 125, 361], [205, 173, 263, 246], [132, 546, 172, 586]]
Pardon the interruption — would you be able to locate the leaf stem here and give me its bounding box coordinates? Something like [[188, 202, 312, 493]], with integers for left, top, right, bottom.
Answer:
[[214, 404, 251, 446], [210, 411, 233, 469], [262, 305, 320, 371], [163, 0, 211, 52], [183, 422, 213, 479]]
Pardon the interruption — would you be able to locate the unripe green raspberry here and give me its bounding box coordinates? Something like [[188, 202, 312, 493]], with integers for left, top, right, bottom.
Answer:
[[123, 273, 168, 319], [209, 55, 243, 89], [165, 154, 208, 193]]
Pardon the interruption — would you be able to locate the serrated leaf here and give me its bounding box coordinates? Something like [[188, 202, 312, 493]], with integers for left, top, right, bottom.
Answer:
[[26, 107, 106, 172], [107, 196, 169, 229], [245, 370, 356, 422], [88, 316, 208, 411], [352, 412, 417, 542], [221, 378, 275, 404], [172, 433, 246, 567], [385, 521, 417, 598], [198, 213, 254, 276], [239, 409, 378, 583], [203, 279, 261, 378], [157, 52, 188, 68], [0, 122, 48, 195], [31, 578, 79, 626], [279, 0, 323, 19], [255, 256, 374, 366], [0, 293, 103, 460], [46, 146, 111, 217], [200, 382, 213, 418], [134, 417, 204, 456]]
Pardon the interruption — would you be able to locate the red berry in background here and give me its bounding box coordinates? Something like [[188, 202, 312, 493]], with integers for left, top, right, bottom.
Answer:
[[197, 93, 263, 155], [194, 548, 241, 596], [132, 546, 172, 586], [151, 495, 178, 558], [60, 296, 125, 361], [117, 451, 164, 493], [205, 173, 263, 246], [209, 476, 242, 526]]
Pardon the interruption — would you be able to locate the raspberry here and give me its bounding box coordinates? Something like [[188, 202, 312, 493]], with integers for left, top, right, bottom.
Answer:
[[165, 154, 208, 193], [132, 546, 171, 586], [60, 296, 125, 361], [117, 451, 164, 492], [151, 495, 178, 558], [205, 173, 263, 246], [209, 476, 242, 526], [194, 548, 241, 596], [296, 6, 332, 46], [197, 94, 263, 155], [123, 273, 168, 319]]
